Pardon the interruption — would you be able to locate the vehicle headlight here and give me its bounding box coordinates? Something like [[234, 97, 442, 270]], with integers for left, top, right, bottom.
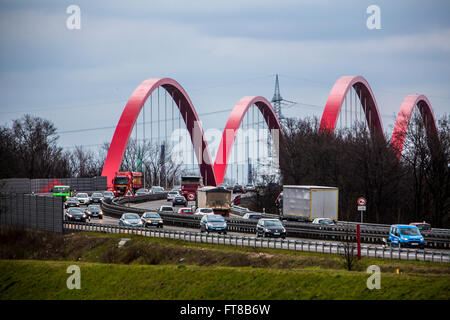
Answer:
[[67, 214, 72, 217], [401, 237, 408, 241], [159, 220, 163, 223], [82, 214, 86, 218], [207, 223, 213, 227], [264, 228, 270, 232], [138, 220, 143, 225], [99, 211, 103, 215]]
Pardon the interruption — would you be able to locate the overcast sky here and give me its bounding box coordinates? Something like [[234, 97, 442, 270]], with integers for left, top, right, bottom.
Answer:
[[0, 0, 449, 151]]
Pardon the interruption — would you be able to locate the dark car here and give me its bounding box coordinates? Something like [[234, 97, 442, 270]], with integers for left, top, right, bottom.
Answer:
[[85, 204, 103, 219], [200, 214, 227, 234], [64, 197, 79, 209], [65, 207, 87, 222], [172, 195, 187, 207], [102, 191, 115, 203], [90, 192, 103, 204], [233, 184, 244, 193], [141, 212, 163, 228], [256, 219, 286, 239]]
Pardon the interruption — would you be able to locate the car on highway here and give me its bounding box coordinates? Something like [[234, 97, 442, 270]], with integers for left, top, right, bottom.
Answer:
[[102, 191, 115, 203], [410, 221, 432, 233], [217, 183, 229, 190], [158, 206, 174, 213], [76, 193, 90, 205], [242, 213, 262, 220], [385, 225, 425, 249], [256, 218, 286, 239], [200, 214, 227, 234], [119, 213, 143, 227], [141, 212, 163, 228], [150, 186, 165, 194], [232, 184, 244, 193], [177, 207, 193, 214], [244, 183, 256, 192], [172, 185, 182, 192], [84, 204, 103, 219], [135, 188, 150, 196], [312, 218, 336, 226], [194, 207, 214, 215], [64, 197, 79, 209], [172, 195, 187, 206], [167, 191, 179, 201], [65, 207, 88, 222], [90, 192, 103, 204]]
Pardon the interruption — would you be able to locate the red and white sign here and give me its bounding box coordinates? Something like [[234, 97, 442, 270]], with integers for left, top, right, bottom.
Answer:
[[125, 190, 134, 198], [357, 197, 366, 211]]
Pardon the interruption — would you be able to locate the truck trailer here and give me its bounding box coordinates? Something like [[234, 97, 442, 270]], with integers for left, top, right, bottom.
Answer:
[[196, 186, 232, 216], [281, 185, 339, 222]]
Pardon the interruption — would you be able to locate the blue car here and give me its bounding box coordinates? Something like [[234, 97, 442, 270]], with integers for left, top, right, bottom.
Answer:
[[119, 213, 143, 227], [200, 214, 227, 234], [387, 225, 425, 249]]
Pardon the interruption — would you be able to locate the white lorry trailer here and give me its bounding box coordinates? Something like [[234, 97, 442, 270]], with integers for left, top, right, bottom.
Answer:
[[281, 185, 339, 222], [196, 186, 232, 216]]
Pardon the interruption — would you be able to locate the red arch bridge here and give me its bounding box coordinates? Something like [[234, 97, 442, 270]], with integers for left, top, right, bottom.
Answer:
[[101, 75, 440, 188]]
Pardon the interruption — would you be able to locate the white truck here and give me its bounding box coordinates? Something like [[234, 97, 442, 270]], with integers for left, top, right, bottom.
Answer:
[[196, 186, 232, 216], [280, 185, 339, 222]]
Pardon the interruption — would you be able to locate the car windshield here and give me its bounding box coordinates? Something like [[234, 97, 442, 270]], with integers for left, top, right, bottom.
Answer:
[[320, 219, 334, 224], [88, 205, 100, 210], [182, 209, 192, 212], [103, 192, 113, 196], [114, 177, 129, 185], [69, 208, 83, 214], [249, 215, 262, 219], [144, 213, 160, 218], [77, 193, 88, 198], [169, 192, 178, 195], [201, 208, 213, 213], [208, 216, 225, 222], [152, 187, 164, 191], [264, 220, 282, 227], [67, 197, 77, 201], [92, 193, 102, 197], [124, 214, 139, 219], [400, 227, 420, 236], [417, 224, 431, 230]]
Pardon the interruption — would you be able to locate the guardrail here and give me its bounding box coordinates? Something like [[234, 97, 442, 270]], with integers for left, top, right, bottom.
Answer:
[[63, 221, 450, 263], [101, 197, 450, 249]]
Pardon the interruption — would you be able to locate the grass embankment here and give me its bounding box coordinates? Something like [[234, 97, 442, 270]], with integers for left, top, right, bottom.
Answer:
[[0, 228, 449, 299]]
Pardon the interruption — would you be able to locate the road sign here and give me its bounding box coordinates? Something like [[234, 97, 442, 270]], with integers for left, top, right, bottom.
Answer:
[[357, 197, 366, 223], [125, 190, 134, 198], [357, 197, 367, 206]]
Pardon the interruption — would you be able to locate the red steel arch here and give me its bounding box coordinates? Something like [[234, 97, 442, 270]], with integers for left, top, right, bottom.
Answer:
[[213, 96, 283, 185], [319, 76, 384, 136], [101, 78, 216, 188], [391, 94, 439, 159]]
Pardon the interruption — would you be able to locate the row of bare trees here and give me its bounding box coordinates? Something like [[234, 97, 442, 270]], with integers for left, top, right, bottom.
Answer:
[[278, 115, 449, 228], [0, 115, 184, 188]]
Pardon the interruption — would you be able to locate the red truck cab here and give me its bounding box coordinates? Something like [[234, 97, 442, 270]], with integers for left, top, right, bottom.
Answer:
[[181, 176, 202, 201], [113, 171, 143, 197]]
